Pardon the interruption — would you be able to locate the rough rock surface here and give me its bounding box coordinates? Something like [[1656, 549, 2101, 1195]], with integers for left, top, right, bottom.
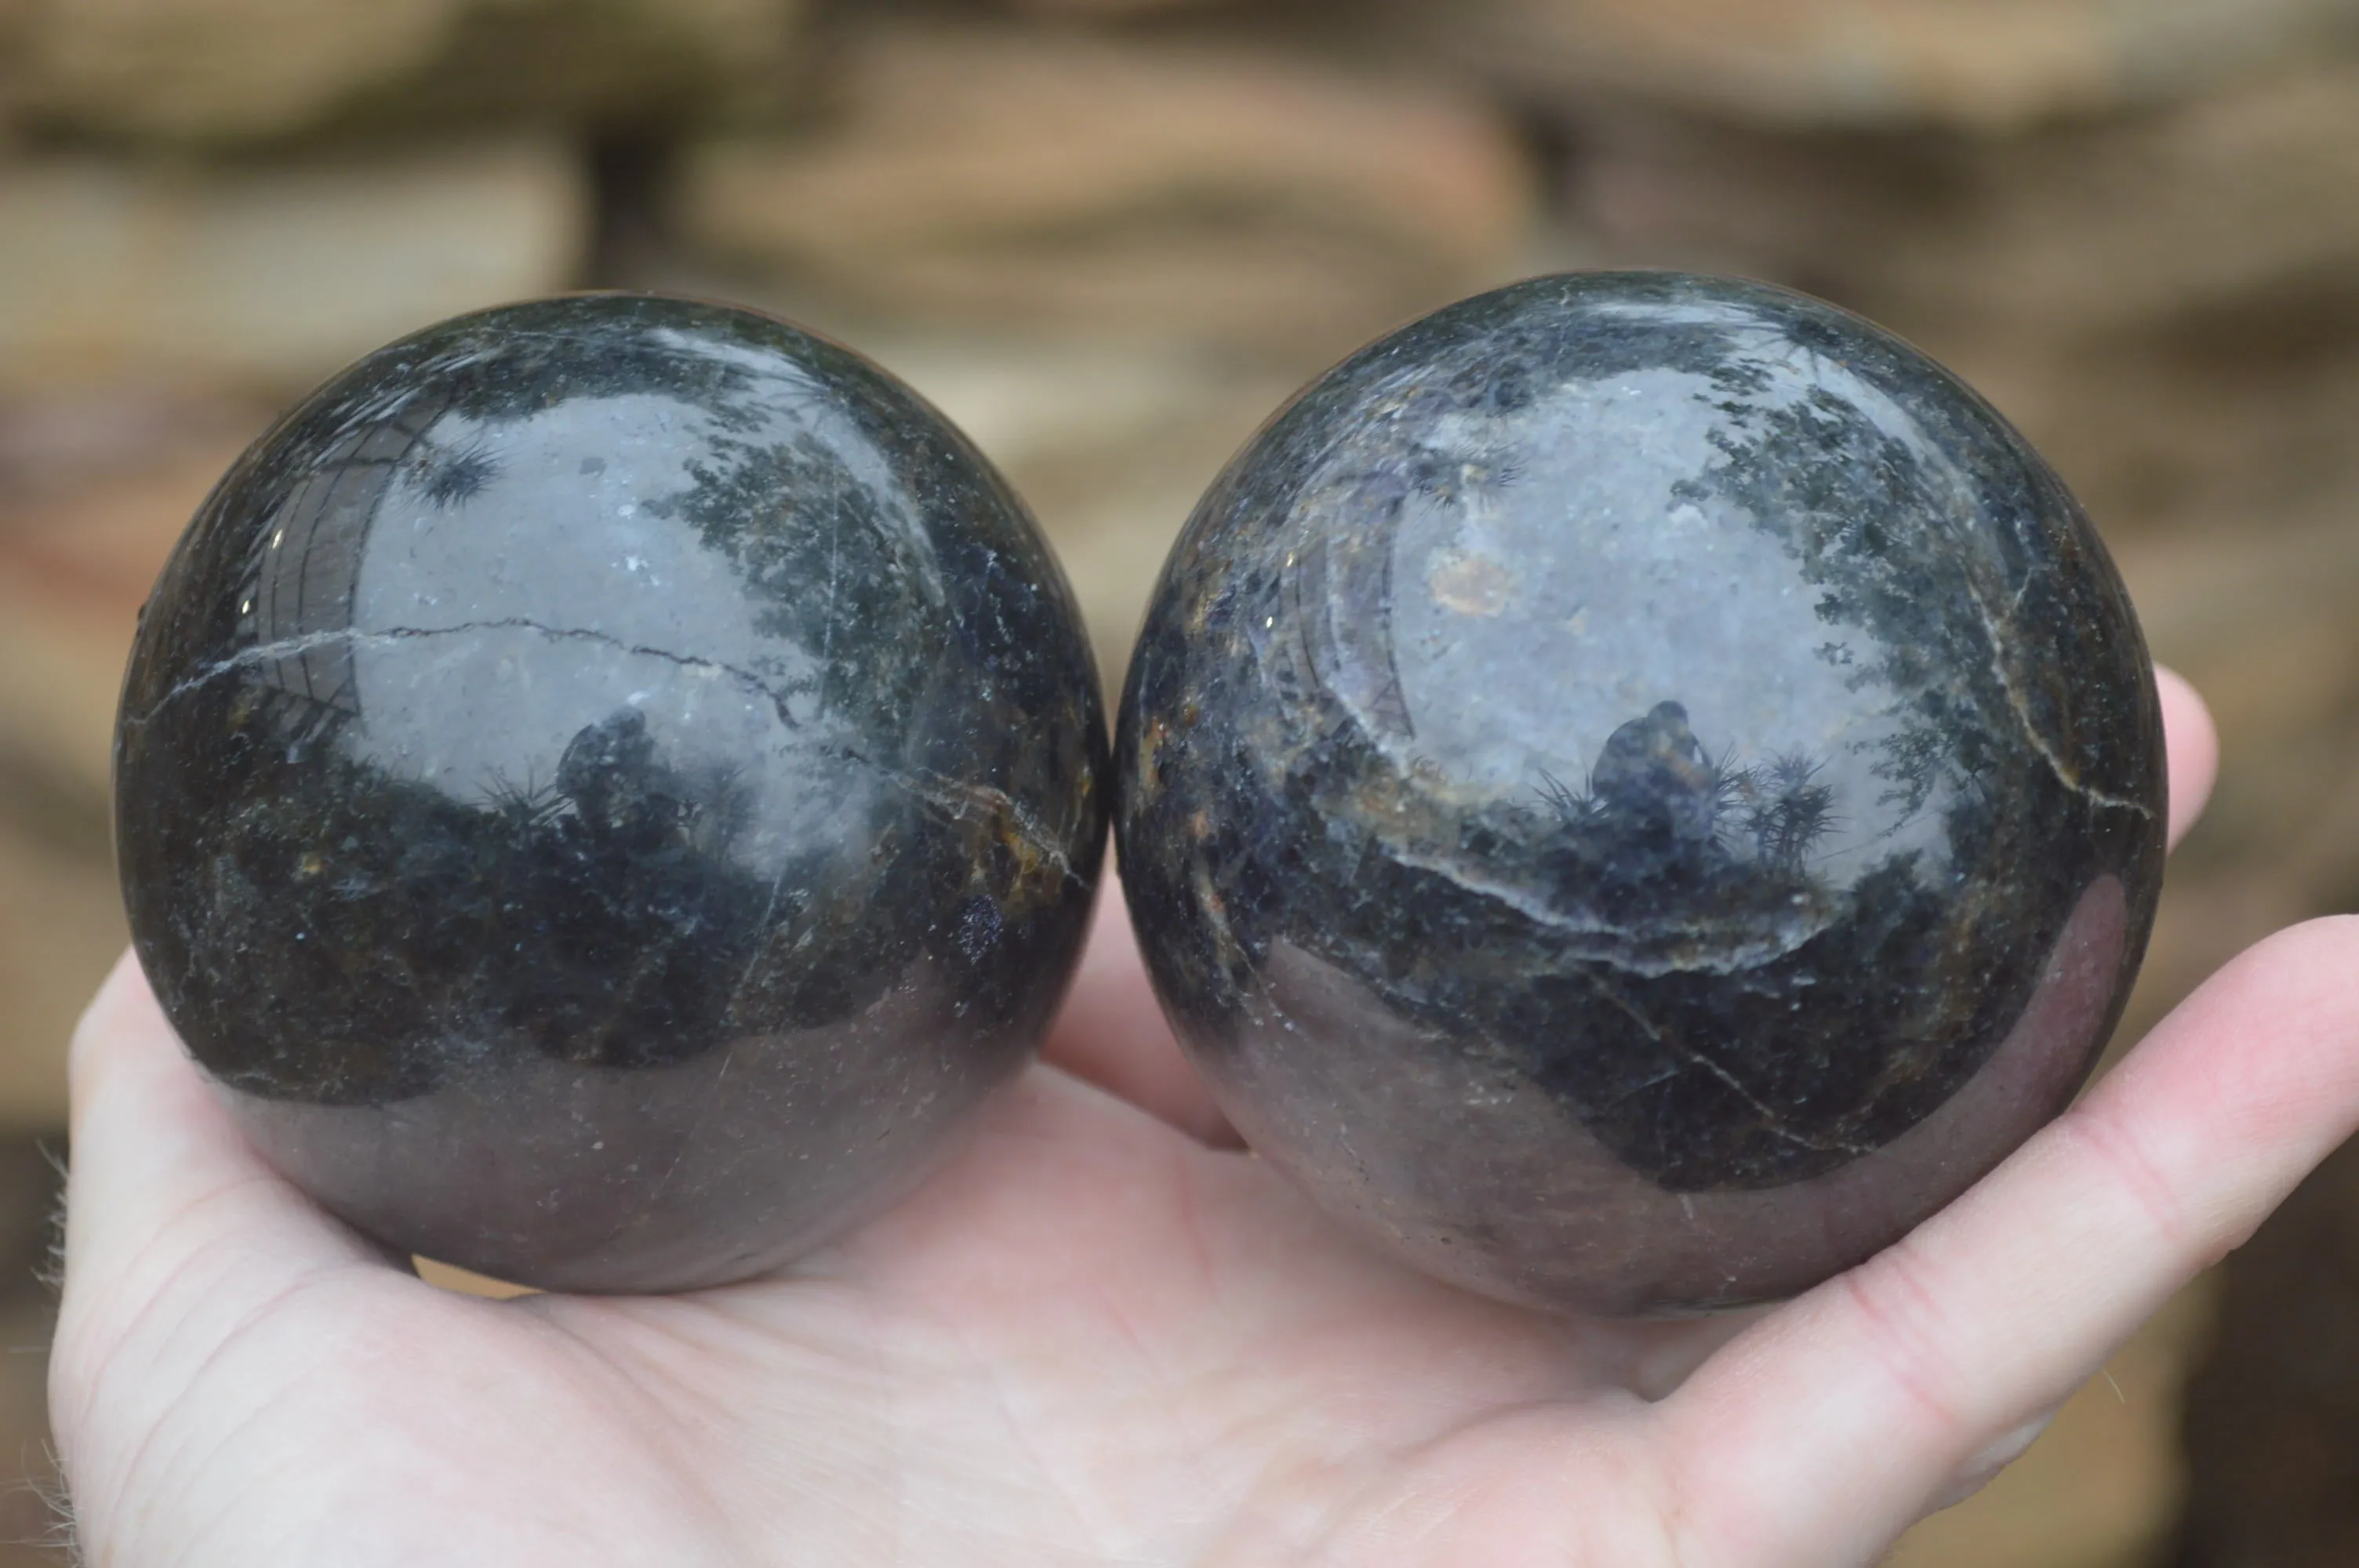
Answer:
[[0, 140, 589, 388], [9, 0, 805, 142], [1570, 63, 2359, 333], [1379, 0, 2359, 129], [672, 24, 1536, 358]]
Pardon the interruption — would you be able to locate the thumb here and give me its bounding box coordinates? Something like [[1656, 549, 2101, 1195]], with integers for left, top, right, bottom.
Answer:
[[49, 952, 401, 1480]]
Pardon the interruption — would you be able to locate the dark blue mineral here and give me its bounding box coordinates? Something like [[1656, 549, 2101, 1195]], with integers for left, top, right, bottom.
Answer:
[[1115, 272, 2165, 1316], [115, 295, 1106, 1292]]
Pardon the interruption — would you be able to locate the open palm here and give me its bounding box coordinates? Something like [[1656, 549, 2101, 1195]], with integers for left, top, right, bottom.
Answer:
[[51, 673, 2359, 1566]]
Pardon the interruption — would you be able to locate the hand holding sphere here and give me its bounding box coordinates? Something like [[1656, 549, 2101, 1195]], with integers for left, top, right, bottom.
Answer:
[[55, 278, 2359, 1568]]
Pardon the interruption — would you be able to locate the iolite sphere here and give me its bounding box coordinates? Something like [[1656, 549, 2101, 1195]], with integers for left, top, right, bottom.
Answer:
[[1115, 273, 2164, 1316], [116, 295, 1106, 1292]]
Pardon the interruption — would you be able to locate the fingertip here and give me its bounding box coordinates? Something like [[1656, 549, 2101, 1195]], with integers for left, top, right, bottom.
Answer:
[[2154, 665, 2216, 850], [2090, 911, 2359, 1164], [1661, 909, 2359, 1561]]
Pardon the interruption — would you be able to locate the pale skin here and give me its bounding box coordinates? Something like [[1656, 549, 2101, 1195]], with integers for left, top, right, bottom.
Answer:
[[49, 669, 2359, 1566]]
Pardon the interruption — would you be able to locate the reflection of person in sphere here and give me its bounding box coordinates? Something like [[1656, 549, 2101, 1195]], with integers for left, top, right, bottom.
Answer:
[[1592, 699, 1719, 844], [556, 710, 684, 850]]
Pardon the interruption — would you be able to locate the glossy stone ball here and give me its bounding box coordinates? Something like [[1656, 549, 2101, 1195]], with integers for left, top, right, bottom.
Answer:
[[117, 295, 1106, 1292], [1116, 273, 2164, 1316]]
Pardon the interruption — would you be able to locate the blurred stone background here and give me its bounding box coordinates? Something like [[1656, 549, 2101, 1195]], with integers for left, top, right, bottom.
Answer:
[[1, 0, 2356, 1560]]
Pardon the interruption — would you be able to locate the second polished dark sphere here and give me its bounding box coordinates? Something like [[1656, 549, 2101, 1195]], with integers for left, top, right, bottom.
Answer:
[[1117, 272, 2165, 1316], [116, 295, 1106, 1291]]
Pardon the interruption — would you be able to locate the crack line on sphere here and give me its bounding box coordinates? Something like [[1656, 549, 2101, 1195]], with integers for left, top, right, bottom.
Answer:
[[1578, 971, 1874, 1159], [645, 1034, 736, 1210], [723, 861, 798, 1030], [842, 752, 1087, 888], [129, 624, 1089, 890], [1372, 838, 1830, 978], [122, 620, 809, 732], [1599, 1060, 1687, 1107], [1957, 586, 2154, 819], [815, 497, 845, 720]]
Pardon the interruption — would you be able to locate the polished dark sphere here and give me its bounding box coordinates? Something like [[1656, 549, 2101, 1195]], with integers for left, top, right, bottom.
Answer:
[[1116, 272, 2165, 1316], [116, 295, 1106, 1292]]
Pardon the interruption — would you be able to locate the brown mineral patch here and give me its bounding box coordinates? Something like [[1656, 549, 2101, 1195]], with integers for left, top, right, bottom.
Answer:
[[1428, 549, 1516, 615]]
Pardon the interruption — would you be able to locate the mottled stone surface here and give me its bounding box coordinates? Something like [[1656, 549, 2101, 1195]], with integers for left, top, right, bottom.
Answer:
[[115, 295, 1106, 1292], [1116, 272, 2163, 1316]]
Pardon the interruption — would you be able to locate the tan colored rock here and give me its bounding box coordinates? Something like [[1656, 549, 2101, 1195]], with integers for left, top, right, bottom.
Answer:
[[878, 338, 1298, 685], [0, 387, 249, 797], [0, 139, 589, 388], [2175, 1135, 2359, 1566], [1923, 306, 2359, 544], [20, 0, 463, 141], [672, 25, 1539, 361], [13, 0, 804, 143], [1385, 0, 2359, 130], [997, 0, 1243, 12], [1572, 61, 2359, 335], [1554, 60, 2359, 540], [0, 818, 126, 1125], [2115, 513, 2359, 916], [0, 394, 239, 1128], [0, 0, 32, 122]]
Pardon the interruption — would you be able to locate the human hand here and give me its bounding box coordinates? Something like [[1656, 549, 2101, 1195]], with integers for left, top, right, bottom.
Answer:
[[50, 669, 2359, 1566]]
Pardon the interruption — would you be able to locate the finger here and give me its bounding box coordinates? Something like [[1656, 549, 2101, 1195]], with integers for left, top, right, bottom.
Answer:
[[1041, 875, 1239, 1146], [2155, 664, 2215, 849], [51, 953, 399, 1449], [1656, 915, 2359, 1566]]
